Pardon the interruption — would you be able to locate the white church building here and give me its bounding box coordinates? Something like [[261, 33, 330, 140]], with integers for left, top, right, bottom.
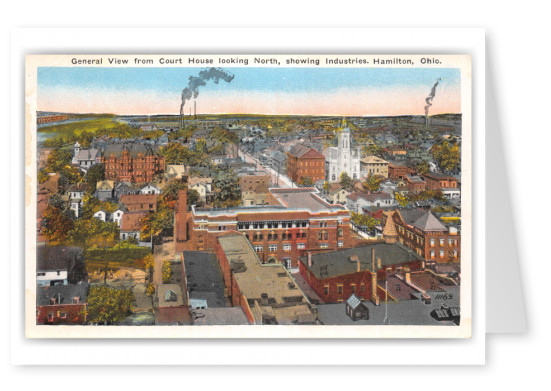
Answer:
[[324, 121, 361, 182]]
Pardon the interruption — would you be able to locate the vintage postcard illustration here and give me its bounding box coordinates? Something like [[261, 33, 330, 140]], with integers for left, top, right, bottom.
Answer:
[[25, 54, 471, 338]]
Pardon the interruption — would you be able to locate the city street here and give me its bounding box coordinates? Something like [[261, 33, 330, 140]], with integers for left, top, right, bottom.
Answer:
[[237, 147, 295, 188]]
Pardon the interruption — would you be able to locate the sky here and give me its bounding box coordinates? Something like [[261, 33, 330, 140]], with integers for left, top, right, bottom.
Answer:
[[37, 67, 461, 116]]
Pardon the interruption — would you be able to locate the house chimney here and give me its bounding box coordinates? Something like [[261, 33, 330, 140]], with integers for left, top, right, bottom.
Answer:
[[307, 251, 313, 268], [371, 248, 375, 272], [371, 271, 379, 306], [377, 257, 381, 270], [405, 269, 411, 284], [357, 259, 360, 273]]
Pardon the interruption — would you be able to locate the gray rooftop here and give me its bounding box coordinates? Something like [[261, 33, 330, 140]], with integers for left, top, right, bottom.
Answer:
[[183, 251, 228, 308], [317, 286, 460, 326], [300, 242, 423, 280]]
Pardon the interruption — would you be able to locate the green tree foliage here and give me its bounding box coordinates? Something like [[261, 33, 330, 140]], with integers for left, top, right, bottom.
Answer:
[[162, 260, 171, 284], [83, 285, 134, 325], [213, 167, 241, 208], [414, 160, 430, 175], [323, 181, 331, 193], [80, 194, 117, 220], [363, 144, 385, 158], [187, 188, 200, 206], [40, 205, 74, 244], [67, 217, 119, 248], [395, 192, 409, 207], [340, 172, 354, 191], [85, 164, 105, 193], [299, 177, 314, 187], [351, 212, 380, 231], [41, 148, 83, 185], [363, 174, 383, 192], [430, 141, 460, 173], [143, 254, 155, 275], [160, 142, 209, 166]]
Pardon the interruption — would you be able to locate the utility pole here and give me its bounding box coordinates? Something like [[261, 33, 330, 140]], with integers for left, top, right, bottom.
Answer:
[[384, 279, 390, 325]]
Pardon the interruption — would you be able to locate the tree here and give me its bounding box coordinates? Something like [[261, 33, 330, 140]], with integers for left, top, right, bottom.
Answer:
[[138, 212, 163, 242], [85, 164, 105, 193], [340, 172, 354, 191], [430, 141, 460, 173], [67, 218, 119, 248], [162, 260, 171, 284], [351, 212, 379, 231], [363, 144, 384, 158], [363, 174, 383, 192], [299, 176, 314, 187], [160, 142, 189, 165], [213, 167, 241, 207], [414, 160, 430, 175], [146, 283, 155, 297], [83, 285, 134, 325], [395, 192, 409, 207], [323, 181, 331, 193], [40, 205, 74, 244], [187, 188, 200, 206]]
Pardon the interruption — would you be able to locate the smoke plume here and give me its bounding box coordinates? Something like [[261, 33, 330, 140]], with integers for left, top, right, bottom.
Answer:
[[180, 67, 234, 118], [424, 78, 441, 116]]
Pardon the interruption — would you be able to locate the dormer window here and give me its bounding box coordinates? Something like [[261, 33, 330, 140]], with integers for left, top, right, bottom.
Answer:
[[50, 298, 56, 305], [73, 297, 80, 304]]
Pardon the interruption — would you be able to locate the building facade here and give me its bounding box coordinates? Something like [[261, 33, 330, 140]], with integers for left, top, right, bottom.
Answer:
[[360, 155, 389, 178], [286, 144, 326, 184], [325, 124, 361, 182], [99, 143, 165, 183], [175, 187, 354, 270], [384, 208, 461, 264]]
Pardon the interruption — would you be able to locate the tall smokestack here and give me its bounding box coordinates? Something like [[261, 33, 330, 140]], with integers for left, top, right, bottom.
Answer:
[[179, 67, 234, 131], [194, 101, 197, 119]]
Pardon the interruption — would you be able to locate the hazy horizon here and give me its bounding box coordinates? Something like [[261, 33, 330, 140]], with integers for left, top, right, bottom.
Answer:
[[38, 67, 462, 116]]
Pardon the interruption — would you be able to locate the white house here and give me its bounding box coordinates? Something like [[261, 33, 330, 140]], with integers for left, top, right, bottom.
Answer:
[[190, 182, 212, 203], [140, 184, 161, 195], [379, 179, 398, 195], [111, 209, 125, 227], [71, 142, 99, 171], [346, 192, 397, 213], [442, 188, 461, 200], [324, 120, 361, 182], [93, 210, 107, 222]]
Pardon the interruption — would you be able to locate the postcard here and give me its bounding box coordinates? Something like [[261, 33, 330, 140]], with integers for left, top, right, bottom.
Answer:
[[25, 54, 471, 338]]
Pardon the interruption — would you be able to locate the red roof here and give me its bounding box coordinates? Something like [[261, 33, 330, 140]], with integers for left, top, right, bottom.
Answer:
[[120, 211, 148, 232]]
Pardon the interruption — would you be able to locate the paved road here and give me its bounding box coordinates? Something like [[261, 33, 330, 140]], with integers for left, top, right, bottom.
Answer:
[[238, 148, 295, 188]]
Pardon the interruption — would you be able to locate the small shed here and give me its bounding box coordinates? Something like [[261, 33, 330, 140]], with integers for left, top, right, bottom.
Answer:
[[345, 294, 369, 321]]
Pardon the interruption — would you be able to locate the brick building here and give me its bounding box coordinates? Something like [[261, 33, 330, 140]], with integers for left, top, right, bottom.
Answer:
[[216, 232, 317, 324], [175, 187, 353, 270], [298, 241, 423, 304], [286, 144, 326, 184], [36, 282, 89, 325], [388, 163, 414, 179], [119, 194, 158, 212], [383, 209, 461, 264], [420, 172, 459, 191], [404, 174, 427, 194], [238, 171, 271, 193], [99, 143, 165, 183]]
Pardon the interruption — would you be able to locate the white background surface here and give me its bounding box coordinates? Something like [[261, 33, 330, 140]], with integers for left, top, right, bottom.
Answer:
[[1, 0, 547, 387]]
